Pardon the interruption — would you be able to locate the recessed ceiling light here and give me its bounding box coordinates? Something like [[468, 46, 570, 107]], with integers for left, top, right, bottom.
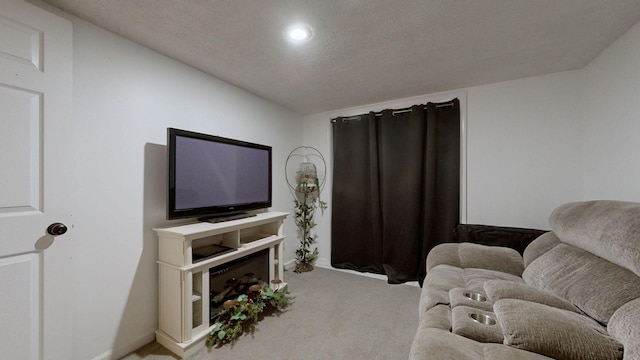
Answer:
[[285, 24, 313, 43]]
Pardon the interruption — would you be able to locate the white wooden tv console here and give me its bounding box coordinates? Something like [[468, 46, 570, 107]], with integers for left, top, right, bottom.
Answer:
[[154, 211, 288, 358]]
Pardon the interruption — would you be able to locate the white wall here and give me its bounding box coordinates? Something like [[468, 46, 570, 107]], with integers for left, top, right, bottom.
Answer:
[[583, 21, 640, 201], [465, 71, 584, 229], [45, 11, 304, 360]]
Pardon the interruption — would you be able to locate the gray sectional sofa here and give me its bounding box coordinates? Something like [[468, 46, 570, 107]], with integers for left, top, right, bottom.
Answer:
[[409, 200, 640, 360]]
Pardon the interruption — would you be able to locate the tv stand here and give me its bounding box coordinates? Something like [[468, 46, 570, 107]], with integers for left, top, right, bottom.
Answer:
[[199, 212, 256, 223], [154, 211, 288, 358]]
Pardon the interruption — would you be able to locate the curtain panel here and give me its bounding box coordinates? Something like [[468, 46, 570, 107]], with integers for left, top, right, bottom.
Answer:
[[331, 99, 460, 284]]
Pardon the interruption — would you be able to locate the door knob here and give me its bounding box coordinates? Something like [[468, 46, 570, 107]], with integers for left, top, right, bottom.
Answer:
[[47, 223, 68, 236]]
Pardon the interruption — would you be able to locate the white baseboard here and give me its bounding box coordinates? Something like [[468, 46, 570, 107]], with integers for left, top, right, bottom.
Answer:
[[315, 257, 331, 268], [285, 258, 419, 287], [284, 258, 296, 270], [315, 264, 420, 287], [90, 332, 156, 360], [284, 256, 330, 270]]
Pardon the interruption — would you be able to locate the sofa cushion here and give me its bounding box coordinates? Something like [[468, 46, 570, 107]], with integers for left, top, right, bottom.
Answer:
[[462, 268, 524, 291], [494, 299, 623, 360], [608, 298, 640, 359], [522, 243, 640, 324], [426, 242, 524, 276], [549, 200, 640, 277], [483, 279, 581, 313]]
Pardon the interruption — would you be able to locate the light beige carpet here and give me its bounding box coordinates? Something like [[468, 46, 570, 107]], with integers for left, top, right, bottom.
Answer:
[[120, 267, 421, 360]]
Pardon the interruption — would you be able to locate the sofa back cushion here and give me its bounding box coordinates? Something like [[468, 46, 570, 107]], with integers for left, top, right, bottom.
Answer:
[[523, 243, 640, 324], [522, 232, 561, 267], [549, 200, 640, 277], [494, 299, 623, 360]]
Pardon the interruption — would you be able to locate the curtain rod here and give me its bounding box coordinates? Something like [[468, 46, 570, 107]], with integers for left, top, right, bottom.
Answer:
[[331, 101, 455, 123]]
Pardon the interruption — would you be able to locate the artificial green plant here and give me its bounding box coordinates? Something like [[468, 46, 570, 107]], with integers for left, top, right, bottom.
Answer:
[[293, 169, 327, 273], [206, 283, 292, 348]]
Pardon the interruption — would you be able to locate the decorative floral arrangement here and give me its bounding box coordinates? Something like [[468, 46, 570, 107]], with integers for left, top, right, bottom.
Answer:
[[206, 283, 292, 348], [285, 146, 328, 273]]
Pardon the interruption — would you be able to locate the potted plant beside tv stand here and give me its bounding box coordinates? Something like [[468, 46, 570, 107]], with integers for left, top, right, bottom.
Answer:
[[154, 211, 288, 359]]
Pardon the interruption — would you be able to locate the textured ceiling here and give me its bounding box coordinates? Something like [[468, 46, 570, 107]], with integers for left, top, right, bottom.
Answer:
[[40, 0, 640, 115]]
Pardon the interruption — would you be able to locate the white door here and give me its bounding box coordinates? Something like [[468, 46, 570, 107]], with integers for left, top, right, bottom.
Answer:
[[0, 1, 73, 359]]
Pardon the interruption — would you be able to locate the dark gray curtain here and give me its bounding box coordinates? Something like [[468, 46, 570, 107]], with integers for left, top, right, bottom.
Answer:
[[331, 99, 460, 284]]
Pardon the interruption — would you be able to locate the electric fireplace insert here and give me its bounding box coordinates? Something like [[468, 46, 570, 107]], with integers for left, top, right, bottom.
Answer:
[[208, 249, 270, 324]]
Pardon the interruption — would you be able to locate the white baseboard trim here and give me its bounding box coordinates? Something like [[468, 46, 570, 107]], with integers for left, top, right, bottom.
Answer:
[[91, 331, 156, 360], [284, 257, 330, 270], [285, 258, 419, 287], [284, 258, 296, 270], [315, 257, 331, 268], [315, 264, 420, 288]]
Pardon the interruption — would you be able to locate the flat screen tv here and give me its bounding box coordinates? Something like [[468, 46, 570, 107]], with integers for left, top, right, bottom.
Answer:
[[167, 128, 272, 221]]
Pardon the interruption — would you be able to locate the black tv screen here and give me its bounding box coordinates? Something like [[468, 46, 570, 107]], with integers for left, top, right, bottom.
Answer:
[[167, 128, 272, 220]]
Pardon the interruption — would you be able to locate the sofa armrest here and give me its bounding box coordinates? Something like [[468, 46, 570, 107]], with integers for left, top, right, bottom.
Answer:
[[426, 242, 524, 277]]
